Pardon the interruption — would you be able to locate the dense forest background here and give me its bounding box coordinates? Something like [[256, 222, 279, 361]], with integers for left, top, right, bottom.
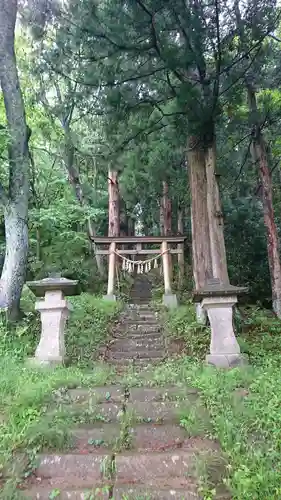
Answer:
[[1, 0, 281, 314]]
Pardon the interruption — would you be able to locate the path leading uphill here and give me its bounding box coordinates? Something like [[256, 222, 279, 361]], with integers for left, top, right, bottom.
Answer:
[[23, 276, 230, 499]]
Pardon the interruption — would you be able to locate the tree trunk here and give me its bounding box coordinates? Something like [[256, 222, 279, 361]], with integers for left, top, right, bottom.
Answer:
[[0, 204, 29, 320], [160, 181, 172, 280], [64, 129, 105, 276], [177, 207, 185, 287], [188, 137, 212, 289], [0, 0, 30, 320], [108, 169, 120, 237], [159, 200, 165, 236], [205, 140, 229, 284], [161, 181, 172, 236], [248, 88, 281, 317], [127, 216, 134, 237]]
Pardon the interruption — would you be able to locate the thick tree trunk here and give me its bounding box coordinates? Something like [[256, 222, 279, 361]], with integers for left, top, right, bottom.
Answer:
[[205, 140, 229, 284], [108, 169, 120, 237], [248, 99, 281, 316], [248, 87, 281, 317], [177, 207, 185, 287], [0, 204, 29, 320], [188, 137, 212, 289], [0, 0, 30, 320]]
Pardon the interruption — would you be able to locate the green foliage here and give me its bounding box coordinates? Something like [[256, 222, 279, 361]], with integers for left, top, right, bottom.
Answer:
[[0, 290, 120, 496], [147, 306, 281, 498], [66, 293, 122, 367], [238, 306, 281, 364], [164, 303, 210, 360]]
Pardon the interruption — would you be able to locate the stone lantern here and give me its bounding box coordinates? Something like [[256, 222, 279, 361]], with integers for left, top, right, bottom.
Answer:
[[193, 278, 248, 368], [26, 273, 79, 366]]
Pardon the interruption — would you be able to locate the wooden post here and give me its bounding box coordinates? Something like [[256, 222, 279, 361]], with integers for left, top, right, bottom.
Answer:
[[162, 240, 172, 295], [107, 241, 116, 298]]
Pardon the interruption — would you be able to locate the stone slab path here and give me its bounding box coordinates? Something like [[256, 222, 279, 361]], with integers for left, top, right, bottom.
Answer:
[[22, 276, 230, 499]]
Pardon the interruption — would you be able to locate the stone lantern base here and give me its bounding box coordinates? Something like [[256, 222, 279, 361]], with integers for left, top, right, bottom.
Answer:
[[202, 295, 248, 368], [206, 353, 248, 368], [163, 293, 178, 309], [193, 279, 248, 369], [30, 290, 69, 366]]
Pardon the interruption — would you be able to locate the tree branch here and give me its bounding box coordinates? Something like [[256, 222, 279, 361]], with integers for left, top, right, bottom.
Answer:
[[228, 139, 252, 189]]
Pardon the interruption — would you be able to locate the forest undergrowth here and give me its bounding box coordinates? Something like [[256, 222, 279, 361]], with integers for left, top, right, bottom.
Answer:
[[0, 290, 281, 499], [158, 303, 281, 499]]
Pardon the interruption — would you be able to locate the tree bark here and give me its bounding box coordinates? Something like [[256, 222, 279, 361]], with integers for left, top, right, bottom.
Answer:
[[159, 199, 165, 236], [188, 137, 212, 290], [177, 207, 185, 287], [160, 180, 172, 280], [234, 0, 281, 316], [108, 169, 120, 237], [63, 128, 105, 276], [0, 0, 30, 320], [161, 181, 172, 236], [248, 87, 281, 317], [205, 140, 229, 284]]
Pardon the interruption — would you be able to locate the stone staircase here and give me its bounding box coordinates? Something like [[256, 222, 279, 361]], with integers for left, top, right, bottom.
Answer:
[[23, 276, 229, 499], [105, 275, 166, 368]]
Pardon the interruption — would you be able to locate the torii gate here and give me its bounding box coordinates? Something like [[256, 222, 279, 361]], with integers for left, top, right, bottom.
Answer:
[[91, 236, 186, 308]]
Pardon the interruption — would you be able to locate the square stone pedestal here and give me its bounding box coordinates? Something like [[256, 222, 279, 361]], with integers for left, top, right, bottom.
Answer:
[[30, 290, 70, 366], [103, 294, 117, 302], [202, 295, 247, 368], [163, 294, 178, 309]]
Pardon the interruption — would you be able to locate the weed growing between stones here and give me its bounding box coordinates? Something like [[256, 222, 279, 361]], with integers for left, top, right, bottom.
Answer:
[[114, 407, 135, 451]]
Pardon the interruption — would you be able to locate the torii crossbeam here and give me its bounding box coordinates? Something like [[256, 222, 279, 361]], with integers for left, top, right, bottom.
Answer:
[[91, 236, 186, 308]]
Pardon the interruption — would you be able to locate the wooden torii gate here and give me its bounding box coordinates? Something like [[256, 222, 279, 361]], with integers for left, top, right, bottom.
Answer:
[[91, 236, 186, 308]]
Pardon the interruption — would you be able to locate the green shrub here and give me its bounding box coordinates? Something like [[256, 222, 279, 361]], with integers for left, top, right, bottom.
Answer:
[[66, 293, 122, 367], [163, 302, 210, 360]]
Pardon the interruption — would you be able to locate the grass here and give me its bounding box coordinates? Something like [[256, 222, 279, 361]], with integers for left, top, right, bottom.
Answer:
[[2, 286, 281, 499], [125, 304, 281, 500], [0, 288, 121, 497]]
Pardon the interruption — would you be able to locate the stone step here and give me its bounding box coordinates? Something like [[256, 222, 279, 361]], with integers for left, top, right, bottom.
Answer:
[[32, 454, 110, 489], [72, 423, 193, 452], [125, 304, 152, 310], [120, 319, 159, 326], [121, 310, 157, 318], [109, 339, 164, 352], [127, 332, 163, 340], [112, 330, 162, 340], [114, 324, 161, 333], [132, 297, 152, 306], [61, 400, 186, 423], [23, 488, 110, 499], [127, 400, 191, 423], [67, 386, 126, 404], [113, 486, 199, 499], [31, 450, 204, 491], [121, 316, 158, 323], [108, 350, 165, 360], [115, 451, 197, 488], [129, 386, 198, 402], [67, 386, 197, 404], [109, 357, 164, 367]]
